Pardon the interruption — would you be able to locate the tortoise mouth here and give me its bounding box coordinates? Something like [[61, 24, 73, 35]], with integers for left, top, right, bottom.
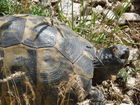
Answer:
[[111, 45, 129, 60], [119, 50, 129, 60]]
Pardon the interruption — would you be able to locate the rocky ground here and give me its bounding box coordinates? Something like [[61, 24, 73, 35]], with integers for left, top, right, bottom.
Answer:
[[32, 0, 140, 105], [4, 0, 139, 104]]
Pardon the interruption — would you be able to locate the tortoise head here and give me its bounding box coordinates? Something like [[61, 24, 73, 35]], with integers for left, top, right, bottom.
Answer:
[[92, 45, 129, 85]]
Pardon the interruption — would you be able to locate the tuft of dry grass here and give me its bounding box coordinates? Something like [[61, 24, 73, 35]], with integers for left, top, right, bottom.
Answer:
[[0, 71, 25, 83], [0, 71, 88, 105], [0, 71, 36, 105], [57, 73, 87, 105]]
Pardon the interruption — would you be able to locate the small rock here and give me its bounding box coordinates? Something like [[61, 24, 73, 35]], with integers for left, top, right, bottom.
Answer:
[[85, 21, 91, 25], [112, 85, 122, 95], [92, 5, 104, 14], [118, 17, 126, 25], [105, 102, 114, 105], [127, 90, 135, 97], [122, 95, 134, 105], [59, 0, 81, 18], [120, 103, 133, 105], [77, 99, 90, 105], [128, 48, 139, 61], [39, 0, 60, 6], [32, 0, 39, 2], [126, 77, 136, 88], [121, 13, 140, 21]]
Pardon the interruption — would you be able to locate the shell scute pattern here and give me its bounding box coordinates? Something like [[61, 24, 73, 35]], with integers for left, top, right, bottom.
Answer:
[[37, 47, 73, 84], [2, 45, 37, 83], [0, 16, 26, 47], [0, 14, 94, 85], [21, 15, 57, 48], [53, 21, 94, 78]]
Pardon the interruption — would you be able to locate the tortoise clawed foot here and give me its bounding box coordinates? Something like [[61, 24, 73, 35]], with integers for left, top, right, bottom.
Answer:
[[88, 87, 106, 105]]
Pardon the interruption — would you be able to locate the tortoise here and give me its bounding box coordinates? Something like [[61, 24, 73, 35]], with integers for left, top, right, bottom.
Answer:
[[0, 14, 129, 105]]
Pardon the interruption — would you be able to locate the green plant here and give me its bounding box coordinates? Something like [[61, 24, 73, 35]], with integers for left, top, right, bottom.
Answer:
[[0, 0, 50, 16], [29, 3, 50, 17], [117, 68, 130, 82], [115, 0, 131, 18], [0, 0, 21, 15]]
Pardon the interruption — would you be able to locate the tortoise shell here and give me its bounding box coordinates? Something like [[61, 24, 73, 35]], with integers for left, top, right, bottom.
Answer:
[[0, 14, 95, 89]]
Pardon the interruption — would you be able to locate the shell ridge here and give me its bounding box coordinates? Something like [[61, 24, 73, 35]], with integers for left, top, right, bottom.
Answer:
[[54, 47, 73, 64]]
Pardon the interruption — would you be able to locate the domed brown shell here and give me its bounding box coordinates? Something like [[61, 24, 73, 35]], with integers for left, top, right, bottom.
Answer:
[[0, 14, 95, 88]]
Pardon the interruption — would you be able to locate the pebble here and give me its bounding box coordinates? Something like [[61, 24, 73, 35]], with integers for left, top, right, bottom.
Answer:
[[59, 0, 81, 18], [121, 13, 140, 21], [126, 77, 136, 88]]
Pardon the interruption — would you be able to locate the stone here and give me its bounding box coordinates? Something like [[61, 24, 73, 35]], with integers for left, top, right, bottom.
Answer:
[[121, 13, 140, 21], [120, 103, 133, 105], [59, 0, 81, 18], [92, 5, 104, 14], [31, 0, 39, 2], [77, 99, 90, 105], [126, 77, 136, 88], [39, 0, 60, 6], [117, 17, 126, 25], [127, 90, 135, 97], [128, 48, 139, 61]]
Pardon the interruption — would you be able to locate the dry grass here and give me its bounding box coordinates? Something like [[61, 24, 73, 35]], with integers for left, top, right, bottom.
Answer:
[[0, 72, 88, 105], [0, 0, 140, 105], [0, 71, 35, 105], [0, 71, 25, 83], [57, 73, 87, 105]]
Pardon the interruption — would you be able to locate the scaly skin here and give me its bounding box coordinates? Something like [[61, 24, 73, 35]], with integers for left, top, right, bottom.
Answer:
[[92, 45, 129, 85]]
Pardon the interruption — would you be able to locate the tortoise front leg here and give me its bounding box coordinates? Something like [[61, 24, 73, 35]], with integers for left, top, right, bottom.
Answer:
[[88, 86, 105, 105]]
